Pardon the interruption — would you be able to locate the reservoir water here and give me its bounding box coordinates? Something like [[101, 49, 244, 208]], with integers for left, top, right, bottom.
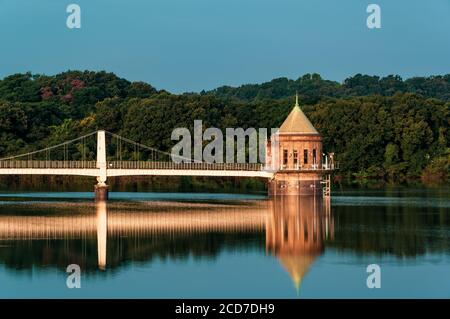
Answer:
[[0, 188, 449, 298]]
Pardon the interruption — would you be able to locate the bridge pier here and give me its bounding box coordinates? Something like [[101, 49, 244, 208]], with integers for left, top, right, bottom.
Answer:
[[95, 183, 109, 201], [95, 130, 109, 201]]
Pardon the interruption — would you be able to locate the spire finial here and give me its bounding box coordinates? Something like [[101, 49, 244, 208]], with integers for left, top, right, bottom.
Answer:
[[295, 92, 299, 107]]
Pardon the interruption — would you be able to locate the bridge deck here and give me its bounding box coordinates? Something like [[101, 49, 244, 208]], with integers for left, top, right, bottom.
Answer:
[[0, 160, 336, 178], [0, 161, 274, 178]]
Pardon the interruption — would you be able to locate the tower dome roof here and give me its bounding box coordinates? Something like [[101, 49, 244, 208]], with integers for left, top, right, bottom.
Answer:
[[279, 95, 319, 135], [278, 252, 319, 293]]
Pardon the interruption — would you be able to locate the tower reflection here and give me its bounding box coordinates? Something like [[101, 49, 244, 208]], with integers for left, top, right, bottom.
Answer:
[[266, 195, 333, 293]]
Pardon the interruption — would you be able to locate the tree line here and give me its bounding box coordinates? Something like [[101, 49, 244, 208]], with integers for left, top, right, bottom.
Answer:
[[0, 71, 449, 186]]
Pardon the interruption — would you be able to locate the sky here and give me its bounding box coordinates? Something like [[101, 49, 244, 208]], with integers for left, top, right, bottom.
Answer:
[[0, 0, 449, 93]]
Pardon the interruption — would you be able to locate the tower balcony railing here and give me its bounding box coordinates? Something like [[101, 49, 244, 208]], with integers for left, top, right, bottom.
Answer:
[[278, 162, 339, 171]]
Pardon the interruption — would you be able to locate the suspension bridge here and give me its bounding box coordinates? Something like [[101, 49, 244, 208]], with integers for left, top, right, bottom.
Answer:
[[0, 130, 336, 199], [0, 131, 276, 198], [0, 130, 272, 175]]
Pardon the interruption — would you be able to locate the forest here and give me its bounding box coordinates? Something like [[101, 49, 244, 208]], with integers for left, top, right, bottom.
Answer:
[[0, 71, 449, 189]]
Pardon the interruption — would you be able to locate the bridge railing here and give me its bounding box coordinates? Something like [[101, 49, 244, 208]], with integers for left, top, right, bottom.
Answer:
[[0, 160, 97, 169], [0, 160, 339, 171], [107, 161, 265, 171]]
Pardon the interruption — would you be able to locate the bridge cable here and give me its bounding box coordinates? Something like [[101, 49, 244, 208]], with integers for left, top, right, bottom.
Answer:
[[0, 131, 97, 161], [105, 131, 191, 162]]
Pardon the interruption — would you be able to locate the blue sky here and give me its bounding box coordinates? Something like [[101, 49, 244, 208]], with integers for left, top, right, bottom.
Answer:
[[0, 0, 449, 92]]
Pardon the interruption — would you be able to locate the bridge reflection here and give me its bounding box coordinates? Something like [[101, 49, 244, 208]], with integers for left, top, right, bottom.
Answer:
[[0, 197, 332, 291]]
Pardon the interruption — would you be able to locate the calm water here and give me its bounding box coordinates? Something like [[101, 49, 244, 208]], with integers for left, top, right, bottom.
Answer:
[[0, 188, 449, 298]]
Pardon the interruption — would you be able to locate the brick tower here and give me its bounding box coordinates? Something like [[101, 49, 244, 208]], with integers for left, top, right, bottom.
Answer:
[[267, 95, 334, 196]]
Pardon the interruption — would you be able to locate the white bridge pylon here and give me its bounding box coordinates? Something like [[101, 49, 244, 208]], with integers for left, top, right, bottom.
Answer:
[[0, 130, 275, 182]]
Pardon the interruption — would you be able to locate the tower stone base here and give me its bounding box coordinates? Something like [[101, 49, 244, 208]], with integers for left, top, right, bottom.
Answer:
[[268, 172, 323, 196]]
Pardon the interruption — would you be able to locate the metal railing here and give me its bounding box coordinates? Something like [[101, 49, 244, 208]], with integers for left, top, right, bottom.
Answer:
[[0, 160, 264, 171], [0, 160, 97, 169], [0, 160, 338, 172], [279, 162, 339, 171], [107, 161, 264, 171]]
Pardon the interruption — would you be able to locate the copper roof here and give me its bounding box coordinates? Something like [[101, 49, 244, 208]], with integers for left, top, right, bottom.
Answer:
[[279, 97, 319, 135]]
